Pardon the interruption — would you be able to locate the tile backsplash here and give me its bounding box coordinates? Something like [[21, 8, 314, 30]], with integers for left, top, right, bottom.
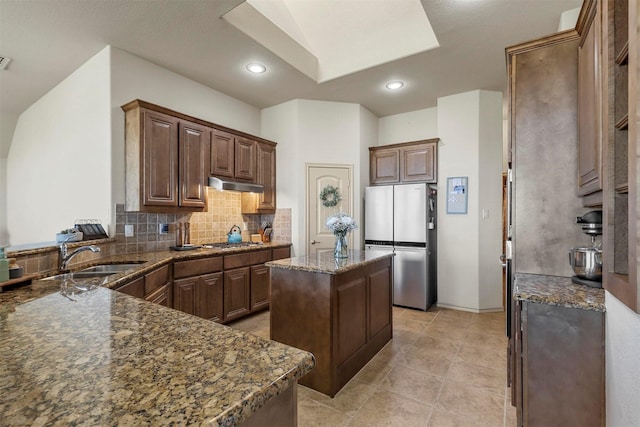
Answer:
[[115, 188, 291, 253]]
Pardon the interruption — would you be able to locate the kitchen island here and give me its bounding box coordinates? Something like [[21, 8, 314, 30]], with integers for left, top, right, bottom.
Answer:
[[266, 250, 393, 397], [0, 279, 314, 426]]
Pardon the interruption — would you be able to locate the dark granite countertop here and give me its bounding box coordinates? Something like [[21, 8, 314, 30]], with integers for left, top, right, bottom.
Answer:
[[0, 242, 315, 426], [513, 273, 605, 312], [265, 249, 393, 275]]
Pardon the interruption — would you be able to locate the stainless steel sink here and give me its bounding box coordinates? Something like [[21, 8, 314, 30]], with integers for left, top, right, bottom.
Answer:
[[80, 263, 143, 273], [43, 271, 117, 281]]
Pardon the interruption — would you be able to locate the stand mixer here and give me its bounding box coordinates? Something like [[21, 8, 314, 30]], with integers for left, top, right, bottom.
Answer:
[[569, 210, 603, 288]]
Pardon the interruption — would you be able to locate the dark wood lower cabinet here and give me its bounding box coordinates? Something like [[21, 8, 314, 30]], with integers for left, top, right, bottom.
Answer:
[[511, 300, 605, 426], [250, 264, 270, 312], [174, 272, 224, 322], [114, 264, 171, 307], [270, 256, 392, 397], [223, 267, 251, 321]]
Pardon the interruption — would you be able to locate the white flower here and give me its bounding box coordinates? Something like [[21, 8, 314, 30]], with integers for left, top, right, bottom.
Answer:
[[326, 212, 357, 234]]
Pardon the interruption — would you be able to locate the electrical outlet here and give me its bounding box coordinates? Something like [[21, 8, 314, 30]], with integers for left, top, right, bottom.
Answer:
[[124, 224, 134, 237], [158, 223, 169, 234], [242, 222, 248, 231]]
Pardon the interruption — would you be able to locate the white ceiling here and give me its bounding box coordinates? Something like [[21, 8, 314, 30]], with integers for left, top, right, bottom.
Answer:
[[0, 0, 583, 118]]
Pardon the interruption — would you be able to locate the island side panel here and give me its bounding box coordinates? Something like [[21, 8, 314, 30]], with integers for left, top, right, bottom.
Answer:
[[270, 268, 334, 395]]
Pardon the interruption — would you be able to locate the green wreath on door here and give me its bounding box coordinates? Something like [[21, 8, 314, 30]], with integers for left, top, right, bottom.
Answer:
[[319, 185, 342, 207]]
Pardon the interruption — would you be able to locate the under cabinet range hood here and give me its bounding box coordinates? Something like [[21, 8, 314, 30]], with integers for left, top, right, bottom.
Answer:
[[208, 176, 264, 193]]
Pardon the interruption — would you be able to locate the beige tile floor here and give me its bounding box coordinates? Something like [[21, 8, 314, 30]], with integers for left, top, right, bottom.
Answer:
[[227, 306, 517, 427]]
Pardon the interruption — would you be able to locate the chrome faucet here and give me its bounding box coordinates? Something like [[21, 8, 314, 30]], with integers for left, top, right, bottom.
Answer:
[[59, 241, 100, 272]]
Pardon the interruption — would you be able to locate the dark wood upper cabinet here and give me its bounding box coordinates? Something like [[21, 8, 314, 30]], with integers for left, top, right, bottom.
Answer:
[[210, 129, 235, 178], [179, 121, 209, 209], [369, 139, 438, 185], [122, 100, 208, 211], [241, 141, 276, 214], [142, 110, 179, 207], [234, 136, 256, 182], [577, 0, 604, 201]]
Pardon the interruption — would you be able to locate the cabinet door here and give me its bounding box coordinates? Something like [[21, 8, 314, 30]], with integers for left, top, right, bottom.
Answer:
[[577, 4, 602, 197], [196, 272, 224, 322], [115, 276, 145, 299], [250, 264, 270, 312], [173, 277, 197, 315], [256, 142, 276, 211], [234, 136, 256, 182], [370, 148, 400, 184], [143, 110, 179, 207], [223, 267, 251, 321], [210, 129, 235, 178], [179, 121, 209, 208], [146, 285, 169, 307], [400, 142, 437, 183]]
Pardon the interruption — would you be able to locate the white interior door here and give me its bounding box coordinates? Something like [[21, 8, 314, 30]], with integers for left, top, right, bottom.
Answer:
[[307, 164, 352, 257]]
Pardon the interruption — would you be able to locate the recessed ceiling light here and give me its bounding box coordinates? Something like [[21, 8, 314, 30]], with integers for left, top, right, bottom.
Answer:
[[385, 81, 404, 90], [246, 63, 267, 74]]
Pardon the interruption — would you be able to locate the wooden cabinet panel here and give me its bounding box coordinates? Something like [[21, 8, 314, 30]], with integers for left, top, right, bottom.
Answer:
[[210, 129, 235, 178], [514, 301, 605, 426], [369, 139, 438, 185], [146, 285, 170, 307], [224, 249, 271, 270], [173, 278, 197, 316], [196, 272, 224, 322], [336, 277, 367, 365], [179, 121, 209, 208], [116, 276, 145, 299], [370, 148, 399, 184], [368, 266, 392, 339], [400, 143, 437, 183], [224, 267, 251, 321], [241, 141, 276, 214], [143, 110, 179, 207], [173, 256, 222, 279], [250, 264, 270, 312], [145, 264, 170, 296], [577, 1, 603, 197], [234, 136, 256, 182], [272, 246, 291, 261]]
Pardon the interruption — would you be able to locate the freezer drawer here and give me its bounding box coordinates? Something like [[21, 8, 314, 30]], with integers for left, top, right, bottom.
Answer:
[[393, 246, 429, 310]]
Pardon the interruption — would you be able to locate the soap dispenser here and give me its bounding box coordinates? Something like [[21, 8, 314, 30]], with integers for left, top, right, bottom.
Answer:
[[0, 247, 9, 282]]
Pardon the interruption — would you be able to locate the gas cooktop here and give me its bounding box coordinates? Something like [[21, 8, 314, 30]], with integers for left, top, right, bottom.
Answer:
[[202, 242, 264, 249]]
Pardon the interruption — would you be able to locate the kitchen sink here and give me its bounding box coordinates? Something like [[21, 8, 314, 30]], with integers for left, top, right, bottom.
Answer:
[[80, 263, 143, 273], [43, 271, 118, 281]]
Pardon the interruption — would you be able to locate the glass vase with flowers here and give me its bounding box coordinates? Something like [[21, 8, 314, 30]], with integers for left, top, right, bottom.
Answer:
[[326, 212, 357, 258]]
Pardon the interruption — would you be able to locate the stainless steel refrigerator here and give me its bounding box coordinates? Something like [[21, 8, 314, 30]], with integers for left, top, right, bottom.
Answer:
[[364, 183, 437, 311]]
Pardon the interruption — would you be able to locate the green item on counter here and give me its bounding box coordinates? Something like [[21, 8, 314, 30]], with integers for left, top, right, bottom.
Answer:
[[0, 247, 9, 282]]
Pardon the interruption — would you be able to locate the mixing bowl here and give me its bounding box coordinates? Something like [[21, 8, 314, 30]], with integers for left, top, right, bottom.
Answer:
[[569, 247, 602, 281]]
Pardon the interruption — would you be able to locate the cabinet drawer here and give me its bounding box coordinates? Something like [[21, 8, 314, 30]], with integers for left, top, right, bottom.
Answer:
[[224, 249, 271, 269], [272, 246, 291, 260], [145, 264, 171, 295], [116, 276, 145, 299], [174, 256, 222, 279]]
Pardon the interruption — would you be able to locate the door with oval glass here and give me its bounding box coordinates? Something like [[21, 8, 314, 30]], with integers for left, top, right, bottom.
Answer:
[[306, 164, 352, 257]]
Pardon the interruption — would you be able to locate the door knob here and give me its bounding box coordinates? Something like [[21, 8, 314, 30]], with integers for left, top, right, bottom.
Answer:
[[310, 240, 318, 244], [499, 254, 507, 268]]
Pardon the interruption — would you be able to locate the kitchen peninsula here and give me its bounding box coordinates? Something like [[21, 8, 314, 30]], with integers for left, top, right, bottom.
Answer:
[[267, 250, 393, 397], [0, 259, 314, 426]]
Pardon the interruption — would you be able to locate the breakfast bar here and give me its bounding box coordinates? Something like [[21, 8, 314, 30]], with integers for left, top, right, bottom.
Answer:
[[0, 278, 314, 426], [266, 250, 393, 397]]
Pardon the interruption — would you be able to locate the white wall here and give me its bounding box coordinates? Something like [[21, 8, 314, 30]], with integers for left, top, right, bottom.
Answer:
[[378, 107, 437, 146], [606, 292, 640, 426], [262, 99, 375, 255], [0, 112, 18, 245], [436, 90, 503, 312], [7, 48, 112, 245]]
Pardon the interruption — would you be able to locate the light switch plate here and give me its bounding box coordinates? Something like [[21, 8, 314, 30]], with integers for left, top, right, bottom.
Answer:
[[124, 224, 134, 237]]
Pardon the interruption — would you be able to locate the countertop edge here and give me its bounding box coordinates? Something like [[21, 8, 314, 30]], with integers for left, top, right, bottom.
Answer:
[[513, 273, 606, 312], [266, 250, 393, 275]]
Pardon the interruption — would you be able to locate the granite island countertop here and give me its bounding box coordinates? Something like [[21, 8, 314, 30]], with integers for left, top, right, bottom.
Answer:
[[513, 273, 605, 312], [0, 242, 314, 426], [265, 249, 393, 275]]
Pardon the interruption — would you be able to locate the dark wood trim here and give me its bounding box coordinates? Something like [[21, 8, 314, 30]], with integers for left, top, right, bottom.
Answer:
[[576, 0, 597, 39], [121, 99, 277, 147], [505, 29, 580, 57], [368, 137, 439, 152]]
